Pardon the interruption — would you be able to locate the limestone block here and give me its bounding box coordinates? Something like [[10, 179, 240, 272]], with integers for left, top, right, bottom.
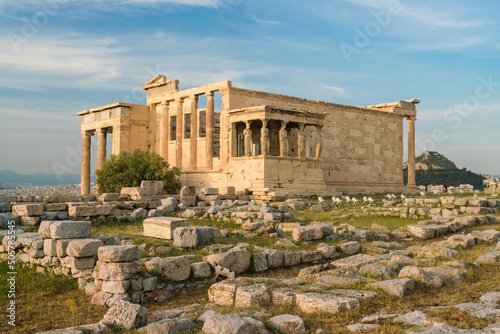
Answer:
[[469, 229, 500, 243], [204, 249, 252, 274], [12, 204, 44, 217], [332, 254, 377, 271], [264, 249, 284, 269], [17, 232, 40, 247], [143, 277, 157, 291], [202, 312, 268, 334], [292, 225, 323, 242], [339, 241, 360, 255], [295, 293, 359, 314], [21, 217, 40, 226], [160, 197, 178, 206], [208, 281, 239, 306], [91, 290, 112, 306], [67, 239, 103, 258], [347, 324, 379, 332], [369, 278, 415, 297], [38, 221, 54, 239], [0, 202, 11, 212], [251, 253, 269, 272], [421, 266, 464, 284], [283, 251, 302, 267], [173, 226, 221, 248], [102, 300, 148, 330], [143, 217, 189, 240], [145, 256, 191, 281], [398, 266, 443, 287], [98, 193, 120, 202], [43, 239, 57, 257], [234, 284, 271, 308], [98, 245, 141, 263], [416, 246, 458, 260], [49, 221, 92, 239], [68, 205, 116, 217], [392, 311, 429, 328], [45, 203, 68, 211], [359, 264, 396, 280], [455, 303, 500, 321], [191, 261, 212, 278], [68, 256, 96, 270], [96, 261, 138, 280], [407, 225, 435, 240], [272, 288, 296, 306], [474, 251, 500, 265], [242, 222, 265, 231], [317, 246, 340, 259], [102, 280, 131, 294], [269, 314, 305, 334], [138, 318, 197, 334], [131, 208, 148, 219], [355, 229, 374, 241], [299, 250, 323, 263]]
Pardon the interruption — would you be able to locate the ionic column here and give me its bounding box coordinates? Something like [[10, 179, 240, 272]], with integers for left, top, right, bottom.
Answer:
[[297, 123, 306, 158], [205, 91, 214, 169], [190, 95, 198, 169], [175, 98, 183, 169], [407, 116, 417, 187], [81, 131, 93, 196], [160, 101, 169, 161], [96, 128, 107, 171]]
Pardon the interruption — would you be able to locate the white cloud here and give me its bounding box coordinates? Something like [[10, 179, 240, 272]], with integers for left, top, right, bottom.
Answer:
[[324, 85, 348, 98]]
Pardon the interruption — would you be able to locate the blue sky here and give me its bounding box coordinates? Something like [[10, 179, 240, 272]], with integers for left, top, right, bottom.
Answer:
[[0, 0, 499, 177]]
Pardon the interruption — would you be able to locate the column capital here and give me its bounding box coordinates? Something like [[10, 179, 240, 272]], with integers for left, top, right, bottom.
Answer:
[[406, 116, 417, 121], [175, 97, 183, 104], [160, 100, 169, 106], [81, 130, 93, 137], [205, 91, 214, 97], [96, 128, 107, 134], [189, 94, 198, 100]]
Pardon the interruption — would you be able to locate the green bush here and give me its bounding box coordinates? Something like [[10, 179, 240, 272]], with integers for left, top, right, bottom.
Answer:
[[95, 149, 181, 194]]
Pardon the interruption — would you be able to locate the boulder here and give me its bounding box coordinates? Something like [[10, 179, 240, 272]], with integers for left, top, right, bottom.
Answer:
[[339, 241, 360, 255], [102, 300, 148, 330], [191, 262, 212, 278], [407, 225, 435, 240], [102, 280, 131, 294], [332, 254, 377, 271], [208, 281, 239, 306], [292, 225, 323, 242], [359, 264, 396, 280], [95, 261, 138, 280], [234, 284, 271, 308], [173, 226, 221, 248]]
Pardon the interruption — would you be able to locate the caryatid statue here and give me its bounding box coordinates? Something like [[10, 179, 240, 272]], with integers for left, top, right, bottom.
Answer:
[[260, 120, 270, 156], [279, 121, 289, 157], [315, 125, 323, 159], [297, 123, 306, 158], [243, 121, 252, 156]]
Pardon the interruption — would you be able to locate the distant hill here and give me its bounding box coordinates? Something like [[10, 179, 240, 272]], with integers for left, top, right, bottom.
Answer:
[[0, 170, 91, 186], [403, 150, 486, 189]]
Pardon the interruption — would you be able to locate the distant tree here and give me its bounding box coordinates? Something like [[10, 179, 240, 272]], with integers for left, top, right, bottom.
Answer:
[[95, 149, 181, 194]]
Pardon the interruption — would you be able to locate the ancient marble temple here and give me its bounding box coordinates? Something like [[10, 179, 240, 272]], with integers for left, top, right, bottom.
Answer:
[[78, 75, 418, 196]]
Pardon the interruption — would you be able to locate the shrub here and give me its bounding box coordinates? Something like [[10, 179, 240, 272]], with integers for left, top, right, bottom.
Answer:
[[95, 149, 181, 194]]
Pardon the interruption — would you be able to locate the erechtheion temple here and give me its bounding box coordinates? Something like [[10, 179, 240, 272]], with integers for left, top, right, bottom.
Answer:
[[78, 75, 419, 196]]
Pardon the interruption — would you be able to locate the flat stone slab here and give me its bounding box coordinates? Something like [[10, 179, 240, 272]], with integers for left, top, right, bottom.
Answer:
[[66, 239, 103, 258], [329, 289, 377, 301], [143, 217, 189, 240], [331, 254, 377, 271], [295, 292, 359, 314]]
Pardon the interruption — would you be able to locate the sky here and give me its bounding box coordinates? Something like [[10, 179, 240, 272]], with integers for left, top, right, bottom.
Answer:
[[0, 0, 499, 178]]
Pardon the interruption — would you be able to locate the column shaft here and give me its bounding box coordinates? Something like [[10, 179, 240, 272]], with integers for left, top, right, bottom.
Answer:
[[160, 102, 169, 161], [81, 131, 92, 196], [206, 92, 214, 169], [407, 117, 416, 187], [96, 129, 107, 171], [190, 95, 198, 169], [175, 98, 183, 169]]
